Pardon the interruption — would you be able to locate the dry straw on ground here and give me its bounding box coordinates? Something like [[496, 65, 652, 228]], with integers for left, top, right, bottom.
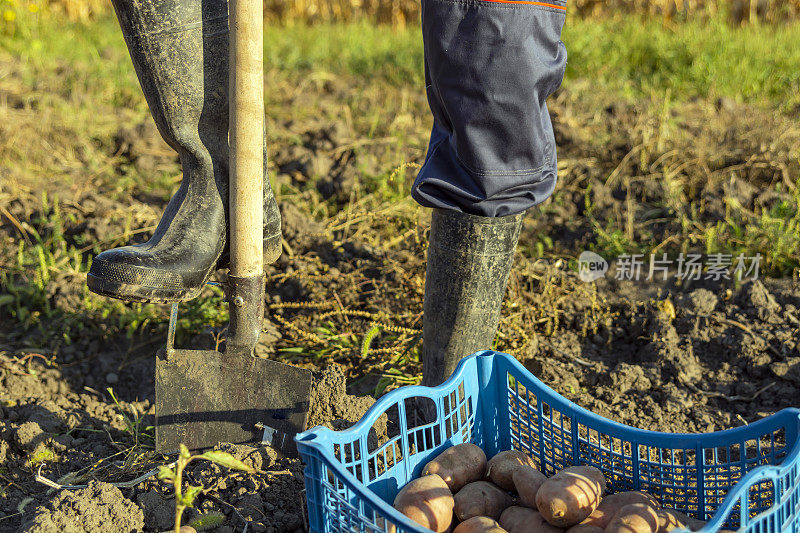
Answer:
[[39, 0, 800, 24]]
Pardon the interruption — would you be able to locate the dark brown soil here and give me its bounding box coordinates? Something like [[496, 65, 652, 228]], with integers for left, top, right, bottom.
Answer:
[[524, 275, 800, 434], [0, 358, 379, 532], [20, 481, 144, 533]]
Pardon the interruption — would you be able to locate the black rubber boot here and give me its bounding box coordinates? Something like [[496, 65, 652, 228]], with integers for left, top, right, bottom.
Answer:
[[421, 209, 524, 387], [87, 0, 281, 304]]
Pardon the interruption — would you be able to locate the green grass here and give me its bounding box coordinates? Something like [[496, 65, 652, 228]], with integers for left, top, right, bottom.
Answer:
[[263, 21, 422, 86], [0, 16, 141, 108], [261, 16, 800, 109], [3, 15, 800, 108], [564, 15, 800, 110]]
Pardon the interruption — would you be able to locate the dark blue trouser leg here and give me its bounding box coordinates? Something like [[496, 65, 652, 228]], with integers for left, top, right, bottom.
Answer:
[[412, 0, 568, 217], [418, 2, 568, 385]]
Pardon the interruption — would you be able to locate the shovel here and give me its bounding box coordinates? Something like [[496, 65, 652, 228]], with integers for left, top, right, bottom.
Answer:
[[154, 0, 312, 457]]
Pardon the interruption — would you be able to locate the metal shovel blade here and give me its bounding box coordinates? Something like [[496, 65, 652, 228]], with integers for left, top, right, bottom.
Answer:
[[155, 346, 312, 457]]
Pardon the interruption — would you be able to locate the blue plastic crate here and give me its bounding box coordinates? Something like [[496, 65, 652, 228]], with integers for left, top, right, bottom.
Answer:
[[296, 351, 800, 532]]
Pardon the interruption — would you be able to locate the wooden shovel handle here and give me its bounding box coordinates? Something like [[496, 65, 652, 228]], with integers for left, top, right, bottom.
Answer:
[[229, 0, 264, 278]]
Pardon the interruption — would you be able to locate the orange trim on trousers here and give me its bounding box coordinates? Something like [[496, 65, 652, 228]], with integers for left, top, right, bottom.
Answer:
[[479, 0, 566, 9]]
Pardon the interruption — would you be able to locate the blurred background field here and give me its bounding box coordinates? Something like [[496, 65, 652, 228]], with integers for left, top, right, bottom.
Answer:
[[3, 0, 800, 25]]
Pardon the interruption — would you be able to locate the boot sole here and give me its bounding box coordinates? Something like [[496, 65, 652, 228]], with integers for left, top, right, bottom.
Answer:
[[87, 234, 281, 304], [87, 272, 208, 304], [86, 257, 216, 304]]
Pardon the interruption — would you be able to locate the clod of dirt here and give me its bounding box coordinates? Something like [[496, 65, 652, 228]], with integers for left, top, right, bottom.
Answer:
[[136, 489, 174, 532], [739, 280, 781, 321], [254, 319, 283, 358], [640, 306, 702, 384], [216, 443, 275, 471], [20, 480, 144, 533], [309, 364, 378, 430], [772, 357, 800, 384], [684, 288, 719, 315], [316, 159, 358, 202], [14, 421, 45, 451], [25, 403, 64, 432], [0, 439, 9, 463], [279, 203, 323, 250], [236, 492, 266, 524], [2, 365, 66, 399], [607, 363, 652, 394], [308, 364, 388, 452]]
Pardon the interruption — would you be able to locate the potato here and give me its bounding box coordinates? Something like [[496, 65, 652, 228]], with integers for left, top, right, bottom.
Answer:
[[536, 466, 606, 527], [581, 491, 660, 529], [565, 525, 604, 533], [511, 465, 547, 509], [605, 503, 660, 533], [500, 506, 564, 533], [454, 516, 508, 533], [455, 481, 513, 521], [423, 443, 488, 492], [393, 474, 455, 532], [487, 450, 537, 491], [657, 509, 706, 532]]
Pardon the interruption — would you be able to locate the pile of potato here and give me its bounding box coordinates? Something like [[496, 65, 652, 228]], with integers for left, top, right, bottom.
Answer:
[[392, 444, 713, 533]]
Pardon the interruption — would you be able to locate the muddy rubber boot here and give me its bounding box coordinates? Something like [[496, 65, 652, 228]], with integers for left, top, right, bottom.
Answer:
[[86, 0, 281, 303], [421, 209, 524, 387]]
